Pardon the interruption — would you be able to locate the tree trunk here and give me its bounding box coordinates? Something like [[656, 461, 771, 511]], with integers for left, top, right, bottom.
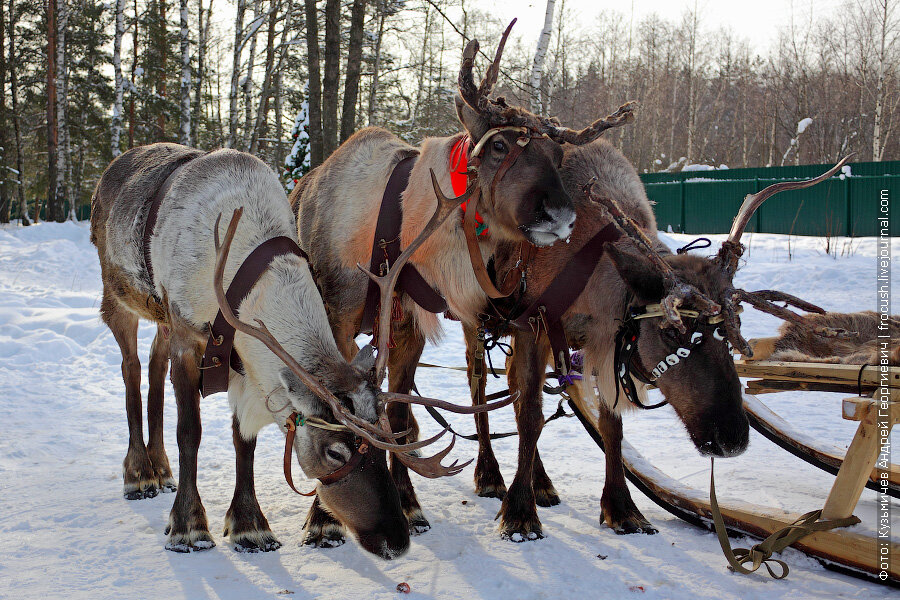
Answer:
[[0, 0, 9, 222], [192, 0, 208, 146], [111, 0, 126, 157], [128, 0, 138, 148], [8, 0, 27, 224], [56, 0, 70, 221], [339, 0, 367, 143], [249, 0, 277, 155], [321, 0, 339, 157], [872, 0, 888, 161], [304, 0, 323, 165], [274, 69, 285, 168], [178, 0, 191, 145], [529, 0, 555, 115], [242, 1, 263, 150], [157, 0, 168, 141], [46, 0, 58, 224], [366, 3, 386, 126], [227, 0, 245, 147]]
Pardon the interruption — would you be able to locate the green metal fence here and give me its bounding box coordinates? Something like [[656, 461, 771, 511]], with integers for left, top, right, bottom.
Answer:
[[642, 161, 899, 237]]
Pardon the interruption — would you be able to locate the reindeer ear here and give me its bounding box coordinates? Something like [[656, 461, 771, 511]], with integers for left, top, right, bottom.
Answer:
[[455, 94, 489, 140], [278, 367, 324, 416], [350, 344, 376, 380], [607, 242, 665, 303]]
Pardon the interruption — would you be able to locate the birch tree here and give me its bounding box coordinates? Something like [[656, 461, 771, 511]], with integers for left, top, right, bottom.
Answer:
[[0, 0, 9, 222], [179, 0, 191, 145], [227, 0, 245, 147], [111, 0, 126, 157], [529, 0, 555, 115]]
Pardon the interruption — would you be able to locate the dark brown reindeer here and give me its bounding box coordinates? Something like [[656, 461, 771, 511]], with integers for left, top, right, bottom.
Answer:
[[91, 143, 508, 556], [290, 21, 630, 545], [468, 140, 851, 540]]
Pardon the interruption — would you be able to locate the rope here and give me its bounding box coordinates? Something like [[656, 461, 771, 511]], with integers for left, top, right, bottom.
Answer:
[[677, 237, 712, 255], [708, 457, 860, 579]]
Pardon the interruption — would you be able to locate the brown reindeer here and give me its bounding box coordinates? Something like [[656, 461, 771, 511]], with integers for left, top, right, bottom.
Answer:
[[91, 143, 508, 556], [469, 140, 850, 540], [290, 22, 629, 544]]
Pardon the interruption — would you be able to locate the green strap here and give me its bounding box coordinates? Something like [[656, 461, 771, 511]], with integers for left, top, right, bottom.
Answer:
[[709, 457, 860, 579]]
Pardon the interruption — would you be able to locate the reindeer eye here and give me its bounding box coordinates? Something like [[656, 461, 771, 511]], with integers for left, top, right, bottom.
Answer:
[[326, 448, 346, 463], [663, 328, 680, 342], [492, 140, 507, 153]]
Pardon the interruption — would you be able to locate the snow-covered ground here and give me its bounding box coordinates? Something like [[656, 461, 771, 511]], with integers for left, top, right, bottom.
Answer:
[[0, 222, 896, 599]]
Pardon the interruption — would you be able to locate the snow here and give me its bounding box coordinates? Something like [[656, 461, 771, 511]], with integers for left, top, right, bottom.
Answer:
[[797, 118, 813, 135], [0, 222, 897, 599]]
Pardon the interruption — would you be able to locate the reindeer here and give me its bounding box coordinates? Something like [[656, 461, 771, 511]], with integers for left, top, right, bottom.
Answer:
[[91, 142, 507, 556], [467, 140, 851, 540], [290, 22, 633, 545]]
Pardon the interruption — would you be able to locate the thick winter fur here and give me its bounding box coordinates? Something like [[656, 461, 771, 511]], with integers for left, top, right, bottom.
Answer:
[[91, 143, 408, 558], [769, 311, 900, 365], [478, 138, 748, 539], [292, 116, 575, 537]]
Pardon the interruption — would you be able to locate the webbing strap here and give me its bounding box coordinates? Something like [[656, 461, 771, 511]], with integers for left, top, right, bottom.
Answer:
[[709, 457, 860, 579]]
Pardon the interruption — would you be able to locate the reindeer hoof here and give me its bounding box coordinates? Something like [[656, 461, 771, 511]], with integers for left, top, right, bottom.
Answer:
[[534, 486, 560, 508], [600, 509, 658, 535], [123, 481, 159, 500], [303, 521, 346, 548], [405, 508, 430, 535], [499, 516, 544, 542], [158, 477, 177, 493], [165, 529, 216, 553], [231, 532, 282, 553], [475, 481, 507, 500]]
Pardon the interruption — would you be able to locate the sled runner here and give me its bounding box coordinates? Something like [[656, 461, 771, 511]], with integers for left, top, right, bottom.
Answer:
[[566, 373, 900, 585]]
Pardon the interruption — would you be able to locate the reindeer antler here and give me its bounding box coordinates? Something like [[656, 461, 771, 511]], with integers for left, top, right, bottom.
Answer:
[[459, 19, 516, 117], [583, 180, 721, 333], [358, 169, 474, 387], [712, 156, 853, 354], [718, 155, 853, 275], [541, 101, 638, 146], [214, 208, 513, 480]]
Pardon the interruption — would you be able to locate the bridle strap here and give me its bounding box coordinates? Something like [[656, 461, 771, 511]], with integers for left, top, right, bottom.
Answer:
[[282, 411, 370, 496], [462, 137, 534, 299]]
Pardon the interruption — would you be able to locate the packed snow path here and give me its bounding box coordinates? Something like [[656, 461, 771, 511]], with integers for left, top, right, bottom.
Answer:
[[0, 221, 896, 599]]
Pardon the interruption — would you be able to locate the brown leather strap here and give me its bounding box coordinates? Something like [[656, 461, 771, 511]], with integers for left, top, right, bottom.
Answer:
[[282, 411, 369, 495], [512, 223, 621, 374], [360, 155, 448, 334], [200, 236, 309, 397], [462, 142, 535, 299], [142, 158, 197, 288]]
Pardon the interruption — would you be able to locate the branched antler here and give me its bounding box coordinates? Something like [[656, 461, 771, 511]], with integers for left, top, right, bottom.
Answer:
[[718, 155, 853, 275], [540, 101, 637, 146], [583, 180, 721, 333], [459, 19, 516, 117], [214, 208, 513, 480]]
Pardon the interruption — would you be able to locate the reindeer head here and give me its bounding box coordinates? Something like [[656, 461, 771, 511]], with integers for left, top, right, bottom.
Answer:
[[454, 20, 635, 248], [215, 203, 514, 558], [590, 156, 851, 457]]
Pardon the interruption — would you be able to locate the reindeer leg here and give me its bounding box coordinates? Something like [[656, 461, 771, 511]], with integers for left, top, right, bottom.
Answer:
[[498, 330, 548, 541], [101, 291, 158, 500], [303, 497, 346, 548], [532, 449, 560, 507], [146, 325, 175, 492], [387, 318, 430, 534], [224, 415, 281, 552], [597, 402, 657, 535], [165, 329, 214, 552], [464, 323, 507, 499]]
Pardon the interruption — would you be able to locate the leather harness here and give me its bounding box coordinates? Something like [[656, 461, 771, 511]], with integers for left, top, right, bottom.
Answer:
[[359, 155, 448, 335]]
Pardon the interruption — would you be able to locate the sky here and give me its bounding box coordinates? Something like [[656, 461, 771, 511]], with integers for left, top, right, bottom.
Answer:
[[482, 0, 850, 55]]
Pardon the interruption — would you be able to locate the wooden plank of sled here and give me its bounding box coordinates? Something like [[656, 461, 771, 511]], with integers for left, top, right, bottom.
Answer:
[[567, 384, 900, 583], [745, 379, 870, 395], [734, 360, 900, 389], [742, 392, 900, 492], [822, 391, 900, 520]]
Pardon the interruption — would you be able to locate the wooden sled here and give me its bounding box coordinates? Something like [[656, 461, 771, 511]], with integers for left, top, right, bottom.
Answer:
[[566, 383, 900, 585], [735, 360, 900, 498]]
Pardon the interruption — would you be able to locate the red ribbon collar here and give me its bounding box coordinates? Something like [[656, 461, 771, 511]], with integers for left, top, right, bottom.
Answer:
[[449, 135, 488, 236]]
